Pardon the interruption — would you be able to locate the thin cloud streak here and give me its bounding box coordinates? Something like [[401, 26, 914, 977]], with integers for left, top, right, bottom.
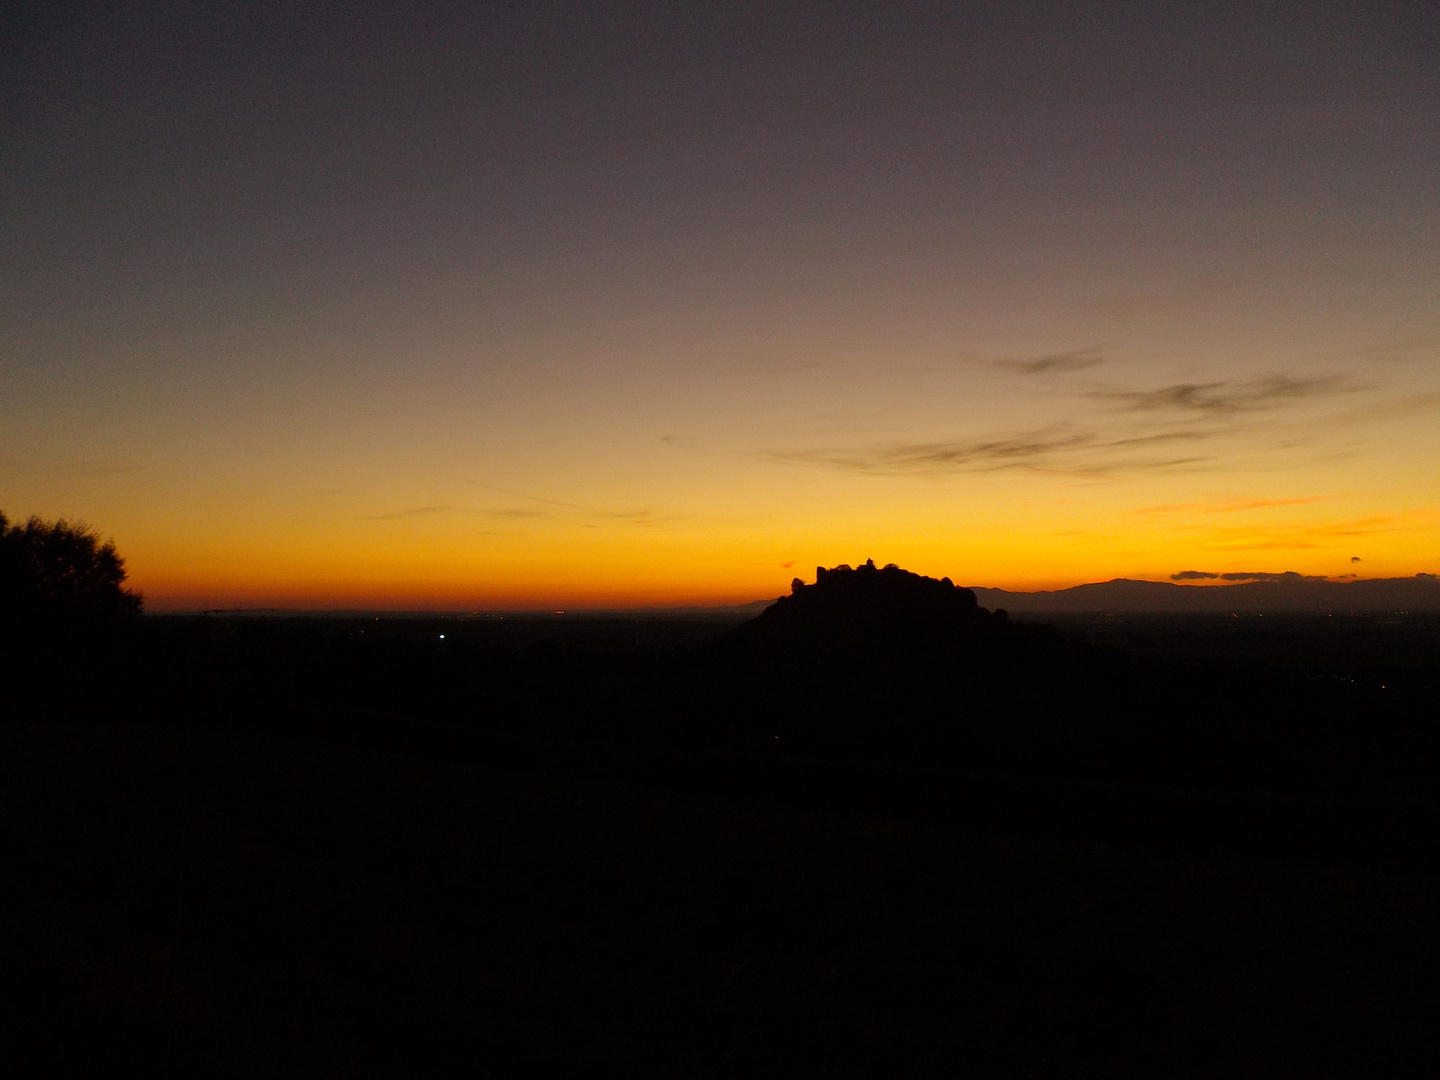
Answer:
[[1198, 509, 1437, 550], [1091, 374, 1358, 415], [366, 505, 451, 520], [767, 426, 1214, 477], [444, 476, 684, 528], [994, 348, 1107, 376]]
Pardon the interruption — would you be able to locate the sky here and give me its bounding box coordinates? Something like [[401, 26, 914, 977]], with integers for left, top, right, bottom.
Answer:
[[3, 0, 1438, 609]]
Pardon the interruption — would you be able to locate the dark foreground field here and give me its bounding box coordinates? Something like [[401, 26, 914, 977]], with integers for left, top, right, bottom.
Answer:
[[8, 719, 1440, 1078], [5, 602, 1440, 1075]]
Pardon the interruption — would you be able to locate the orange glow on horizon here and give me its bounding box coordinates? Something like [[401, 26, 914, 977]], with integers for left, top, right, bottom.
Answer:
[[113, 487, 1438, 611]]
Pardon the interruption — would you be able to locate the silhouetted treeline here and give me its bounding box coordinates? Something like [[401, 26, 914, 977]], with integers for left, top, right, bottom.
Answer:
[[2, 512, 143, 715], [0, 511, 142, 623]]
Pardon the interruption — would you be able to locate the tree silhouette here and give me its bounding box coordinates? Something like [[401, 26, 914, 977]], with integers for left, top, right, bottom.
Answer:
[[0, 511, 143, 624]]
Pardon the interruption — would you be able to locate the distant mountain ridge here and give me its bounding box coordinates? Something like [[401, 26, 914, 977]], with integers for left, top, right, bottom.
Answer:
[[968, 575, 1440, 613]]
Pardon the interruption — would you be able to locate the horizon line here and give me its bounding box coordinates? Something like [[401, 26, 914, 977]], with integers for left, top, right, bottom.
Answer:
[[140, 571, 1440, 616]]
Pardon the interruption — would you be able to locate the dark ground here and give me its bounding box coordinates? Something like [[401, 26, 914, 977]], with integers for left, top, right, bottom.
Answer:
[[4, 608, 1440, 1075]]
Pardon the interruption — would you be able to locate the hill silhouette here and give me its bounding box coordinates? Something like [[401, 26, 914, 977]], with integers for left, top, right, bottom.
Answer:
[[717, 559, 1009, 660], [703, 561, 1067, 759]]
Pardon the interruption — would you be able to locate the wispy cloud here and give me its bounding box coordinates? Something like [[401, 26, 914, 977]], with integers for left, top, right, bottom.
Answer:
[[1091, 373, 1357, 415], [994, 347, 1107, 376], [767, 425, 1212, 476], [366, 505, 451, 520], [766, 368, 1382, 479], [600, 508, 686, 528], [659, 433, 709, 454]]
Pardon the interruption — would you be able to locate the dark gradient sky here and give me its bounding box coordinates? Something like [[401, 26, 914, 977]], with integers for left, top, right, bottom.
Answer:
[[4, 2, 1438, 607]]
